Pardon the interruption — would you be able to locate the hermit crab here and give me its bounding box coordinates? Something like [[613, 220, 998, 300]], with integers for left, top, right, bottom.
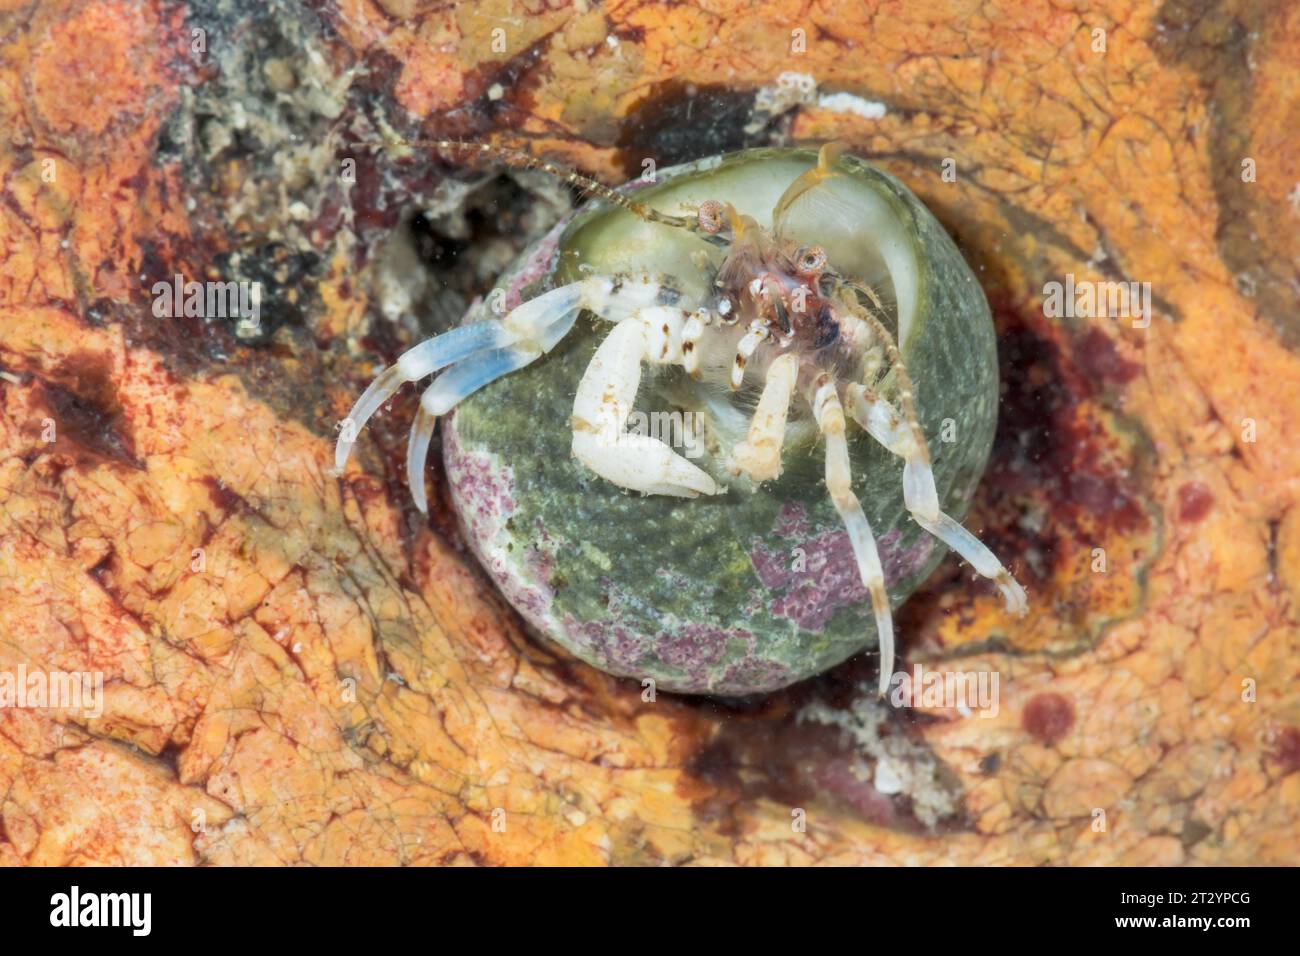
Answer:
[[336, 141, 1026, 697]]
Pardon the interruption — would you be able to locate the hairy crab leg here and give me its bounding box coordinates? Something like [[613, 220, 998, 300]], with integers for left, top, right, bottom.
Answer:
[[730, 320, 770, 389], [812, 377, 896, 696], [680, 308, 712, 378], [571, 309, 721, 498], [846, 384, 1028, 615], [334, 282, 590, 468], [338, 271, 681, 492], [334, 320, 513, 471], [837, 288, 926, 437], [727, 352, 799, 482], [405, 342, 570, 512]]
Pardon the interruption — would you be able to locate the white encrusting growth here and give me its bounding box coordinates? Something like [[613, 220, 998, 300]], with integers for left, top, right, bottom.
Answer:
[[817, 91, 887, 121]]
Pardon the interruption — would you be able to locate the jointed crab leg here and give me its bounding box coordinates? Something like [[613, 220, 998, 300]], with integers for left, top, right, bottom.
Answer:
[[812, 377, 896, 695], [334, 320, 511, 471], [728, 352, 799, 482], [847, 384, 1028, 615], [405, 343, 566, 511], [336, 281, 590, 506], [680, 309, 710, 378], [572, 309, 721, 498], [336, 283, 586, 467], [730, 320, 770, 389], [338, 274, 690, 509]]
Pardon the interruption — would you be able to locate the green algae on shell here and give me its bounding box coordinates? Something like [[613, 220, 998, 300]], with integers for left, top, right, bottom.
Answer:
[[443, 147, 999, 695]]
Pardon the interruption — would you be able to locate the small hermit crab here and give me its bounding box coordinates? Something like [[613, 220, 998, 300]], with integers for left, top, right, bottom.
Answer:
[[336, 141, 1026, 696]]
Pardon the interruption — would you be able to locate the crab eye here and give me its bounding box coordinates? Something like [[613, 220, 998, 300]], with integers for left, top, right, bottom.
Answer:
[[797, 246, 827, 274], [697, 199, 725, 234]]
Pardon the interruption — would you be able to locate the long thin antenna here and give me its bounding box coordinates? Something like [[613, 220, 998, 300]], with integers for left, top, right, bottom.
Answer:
[[359, 137, 697, 231]]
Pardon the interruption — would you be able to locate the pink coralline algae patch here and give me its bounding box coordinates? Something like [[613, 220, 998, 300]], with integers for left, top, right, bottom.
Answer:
[[565, 617, 648, 674], [751, 503, 935, 631], [878, 528, 936, 583], [443, 423, 556, 623], [562, 600, 757, 690], [572, 615, 786, 695], [808, 760, 903, 827], [502, 220, 567, 312], [655, 622, 744, 670], [443, 425, 515, 533], [719, 656, 792, 694]]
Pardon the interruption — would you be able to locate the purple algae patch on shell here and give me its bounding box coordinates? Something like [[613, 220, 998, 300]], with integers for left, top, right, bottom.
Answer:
[[750, 503, 936, 632], [442, 426, 557, 627]]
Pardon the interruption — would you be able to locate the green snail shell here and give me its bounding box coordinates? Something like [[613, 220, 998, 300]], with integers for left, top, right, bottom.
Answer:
[[443, 147, 998, 695]]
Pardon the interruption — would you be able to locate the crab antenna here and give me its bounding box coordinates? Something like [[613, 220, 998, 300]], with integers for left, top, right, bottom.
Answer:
[[360, 136, 698, 232]]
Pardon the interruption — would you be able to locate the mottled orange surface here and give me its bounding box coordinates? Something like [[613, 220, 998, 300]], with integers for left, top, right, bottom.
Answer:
[[0, 0, 1297, 865]]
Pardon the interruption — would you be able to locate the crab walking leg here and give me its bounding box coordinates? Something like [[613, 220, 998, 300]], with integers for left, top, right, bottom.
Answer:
[[680, 309, 711, 378], [339, 273, 693, 506], [571, 310, 720, 497], [334, 280, 596, 471], [405, 344, 556, 512], [335, 320, 511, 470], [730, 320, 769, 389], [812, 379, 896, 696], [728, 352, 799, 481], [405, 276, 688, 510], [846, 384, 1028, 615]]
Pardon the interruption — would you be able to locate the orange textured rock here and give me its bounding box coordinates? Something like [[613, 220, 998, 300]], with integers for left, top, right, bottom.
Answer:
[[0, 0, 1297, 865]]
